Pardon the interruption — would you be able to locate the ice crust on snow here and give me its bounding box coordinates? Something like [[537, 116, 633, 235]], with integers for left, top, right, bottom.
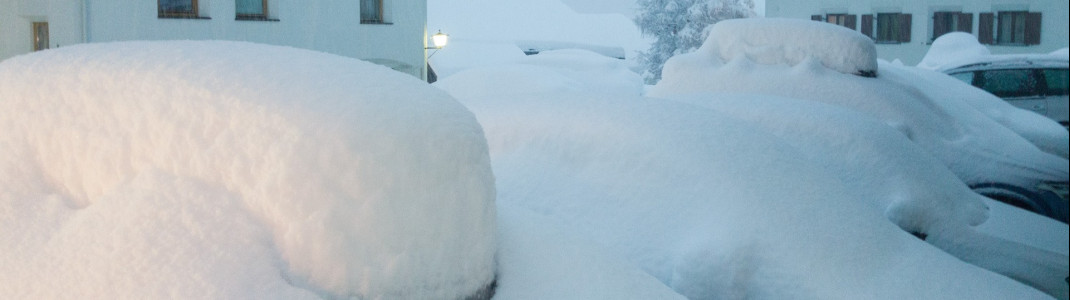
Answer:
[[651, 24, 1069, 189], [435, 51, 1056, 299], [0, 41, 496, 299], [700, 18, 878, 76]]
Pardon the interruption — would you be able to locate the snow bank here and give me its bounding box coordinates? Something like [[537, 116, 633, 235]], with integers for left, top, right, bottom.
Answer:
[[893, 65, 1070, 158], [699, 18, 878, 76], [917, 32, 991, 71], [494, 204, 687, 300], [0, 41, 496, 299], [1053, 48, 1069, 59], [667, 92, 990, 234], [435, 59, 1054, 299], [919, 33, 1069, 72], [427, 0, 647, 78], [651, 24, 1069, 190]]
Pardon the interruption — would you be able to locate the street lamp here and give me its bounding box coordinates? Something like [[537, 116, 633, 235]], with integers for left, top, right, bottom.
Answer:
[[427, 30, 449, 49]]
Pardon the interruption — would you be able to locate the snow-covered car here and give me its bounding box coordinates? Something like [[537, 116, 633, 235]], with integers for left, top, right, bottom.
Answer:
[[651, 18, 1069, 225], [647, 18, 1068, 298], [0, 41, 497, 299], [944, 57, 1069, 128]]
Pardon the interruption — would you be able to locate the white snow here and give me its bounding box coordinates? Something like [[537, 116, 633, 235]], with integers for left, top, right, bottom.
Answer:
[[918, 33, 1070, 72], [3, 14, 1068, 300], [435, 50, 1061, 299], [699, 18, 878, 76], [650, 19, 1069, 190], [0, 41, 496, 299], [427, 0, 647, 78], [917, 32, 992, 71]]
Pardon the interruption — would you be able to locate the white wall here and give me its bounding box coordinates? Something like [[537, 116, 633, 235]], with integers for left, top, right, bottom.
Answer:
[[766, 0, 1069, 65], [1, 0, 84, 61], [2, 0, 428, 79]]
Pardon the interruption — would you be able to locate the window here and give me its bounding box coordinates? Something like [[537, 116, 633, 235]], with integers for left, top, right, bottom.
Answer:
[[32, 22, 49, 51], [159, 0, 198, 18], [998, 11, 1027, 44], [932, 11, 972, 40], [875, 13, 911, 43], [826, 14, 856, 30], [979, 69, 1038, 98], [361, 0, 384, 24], [236, 0, 269, 20], [1043, 69, 1068, 96], [980, 11, 1041, 45]]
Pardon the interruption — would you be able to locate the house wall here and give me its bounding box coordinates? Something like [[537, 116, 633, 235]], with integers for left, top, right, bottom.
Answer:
[[1, 0, 428, 79], [1, 0, 84, 61], [766, 0, 1069, 65]]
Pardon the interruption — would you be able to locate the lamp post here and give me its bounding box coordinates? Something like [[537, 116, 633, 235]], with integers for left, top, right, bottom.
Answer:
[[425, 30, 449, 83]]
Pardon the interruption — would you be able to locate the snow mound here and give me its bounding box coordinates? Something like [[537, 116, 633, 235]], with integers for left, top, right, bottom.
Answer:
[[697, 18, 878, 76], [441, 49, 644, 99], [651, 25, 1069, 190], [1052, 48, 1069, 59], [667, 92, 990, 234], [917, 32, 991, 70], [0, 41, 496, 299], [435, 61, 1054, 299]]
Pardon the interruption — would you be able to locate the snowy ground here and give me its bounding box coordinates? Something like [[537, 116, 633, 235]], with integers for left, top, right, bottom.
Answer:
[[2, 13, 1069, 300]]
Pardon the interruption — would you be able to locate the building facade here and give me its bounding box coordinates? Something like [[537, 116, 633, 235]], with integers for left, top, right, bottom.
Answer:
[[765, 0, 1069, 65], [1, 0, 430, 80]]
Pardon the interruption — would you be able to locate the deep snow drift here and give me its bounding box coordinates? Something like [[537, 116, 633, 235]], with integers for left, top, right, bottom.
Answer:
[[916, 32, 992, 71], [0, 41, 496, 299], [426, 0, 646, 79], [651, 18, 1069, 190], [436, 49, 1057, 299]]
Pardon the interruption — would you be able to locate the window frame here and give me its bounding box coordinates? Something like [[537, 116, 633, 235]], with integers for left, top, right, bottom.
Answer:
[[932, 11, 972, 41], [32, 22, 49, 51], [235, 0, 272, 21], [875, 13, 911, 44], [826, 14, 857, 30], [158, 0, 200, 19], [997, 11, 1028, 45], [360, 0, 386, 24]]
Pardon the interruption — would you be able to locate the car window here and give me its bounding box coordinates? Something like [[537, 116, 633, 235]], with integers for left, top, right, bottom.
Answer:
[[949, 72, 974, 85], [1042, 69, 1068, 96], [978, 69, 1038, 98]]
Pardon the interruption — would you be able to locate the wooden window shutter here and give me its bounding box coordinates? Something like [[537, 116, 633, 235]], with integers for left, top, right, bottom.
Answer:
[[933, 12, 949, 39], [898, 13, 912, 42], [861, 14, 873, 38], [958, 13, 973, 33], [812, 15, 822, 21], [978, 13, 994, 44], [1024, 12, 1042, 45], [845, 14, 857, 30]]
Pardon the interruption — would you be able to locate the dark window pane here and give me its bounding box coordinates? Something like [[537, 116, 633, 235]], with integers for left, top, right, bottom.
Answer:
[[876, 13, 899, 42], [949, 72, 975, 85], [33, 22, 48, 51], [980, 69, 1038, 98], [1043, 69, 1069, 96], [997, 11, 1027, 44], [160, 0, 194, 13], [361, 0, 382, 23], [237, 0, 264, 16]]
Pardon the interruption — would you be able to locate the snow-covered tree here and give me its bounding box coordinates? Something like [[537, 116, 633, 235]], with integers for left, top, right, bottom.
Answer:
[[634, 0, 755, 83]]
